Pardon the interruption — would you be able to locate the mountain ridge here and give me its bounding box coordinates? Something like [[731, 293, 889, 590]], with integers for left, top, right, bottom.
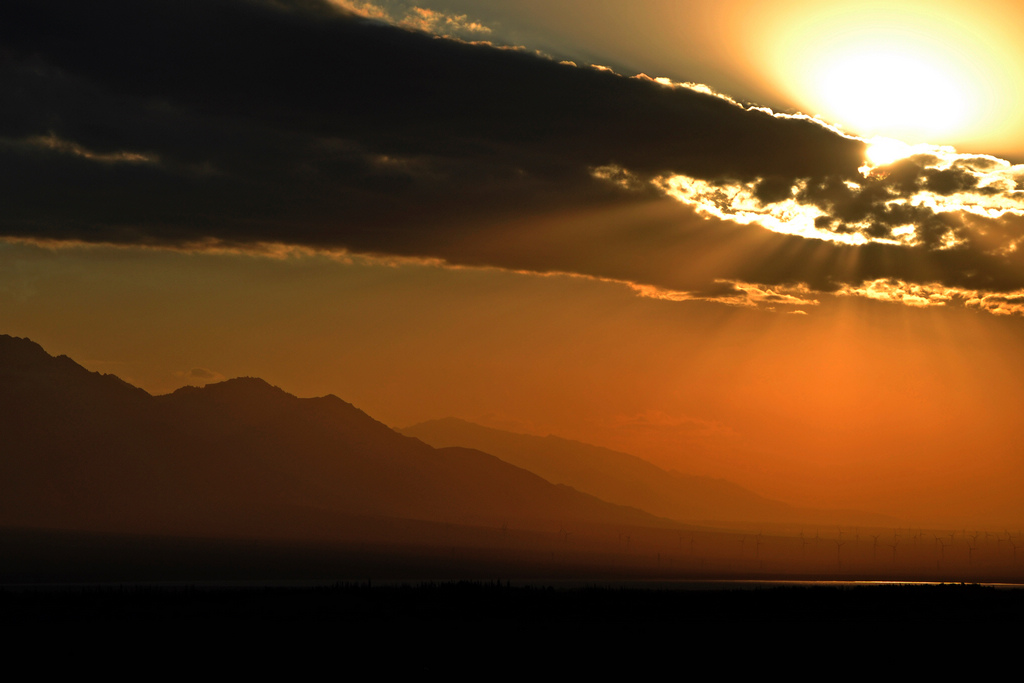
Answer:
[[0, 334, 675, 539], [402, 416, 896, 527]]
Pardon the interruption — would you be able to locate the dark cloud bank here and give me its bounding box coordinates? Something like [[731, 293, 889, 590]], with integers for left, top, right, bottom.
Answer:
[[3, 0, 1024, 301]]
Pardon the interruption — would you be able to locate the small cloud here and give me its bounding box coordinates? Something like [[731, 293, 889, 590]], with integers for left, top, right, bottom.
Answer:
[[835, 278, 1024, 317], [400, 7, 491, 36], [963, 291, 1024, 316], [328, 1, 492, 39], [590, 164, 647, 192], [610, 410, 735, 439], [835, 278, 957, 308], [6, 132, 157, 165], [176, 367, 225, 385], [326, 0, 390, 21], [625, 279, 818, 310]]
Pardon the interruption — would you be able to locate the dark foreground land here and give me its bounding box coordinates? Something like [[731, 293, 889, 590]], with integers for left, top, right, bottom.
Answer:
[[5, 580, 1021, 626], [3, 528, 1021, 654], [3, 581, 1018, 669]]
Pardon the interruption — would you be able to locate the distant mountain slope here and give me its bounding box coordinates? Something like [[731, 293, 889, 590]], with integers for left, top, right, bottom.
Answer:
[[402, 418, 890, 526], [0, 335, 671, 538]]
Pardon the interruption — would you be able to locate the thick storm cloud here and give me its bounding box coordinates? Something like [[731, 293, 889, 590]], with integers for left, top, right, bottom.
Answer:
[[4, 0, 1024, 310], [0, 1, 858, 231]]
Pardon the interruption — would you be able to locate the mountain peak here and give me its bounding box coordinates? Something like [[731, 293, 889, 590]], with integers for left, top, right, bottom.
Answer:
[[0, 334, 63, 368], [166, 376, 294, 407], [171, 375, 285, 391], [0, 333, 149, 399]]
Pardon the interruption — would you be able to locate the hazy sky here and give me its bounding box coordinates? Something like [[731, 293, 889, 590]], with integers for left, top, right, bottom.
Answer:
[[4, 0, 1024, 526]]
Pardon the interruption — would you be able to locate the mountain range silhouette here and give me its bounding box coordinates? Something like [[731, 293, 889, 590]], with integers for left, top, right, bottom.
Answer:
[[402, 418, 892, 527], [0, 335, 673, 539], [403, 417, 794, 524]]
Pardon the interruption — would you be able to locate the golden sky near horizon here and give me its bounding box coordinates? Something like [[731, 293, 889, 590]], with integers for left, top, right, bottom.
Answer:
[[5, 0, 1024, 527]]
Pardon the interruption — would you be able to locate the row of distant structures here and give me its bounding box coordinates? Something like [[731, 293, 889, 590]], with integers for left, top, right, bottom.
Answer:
[[505, 524, 1024, 581]]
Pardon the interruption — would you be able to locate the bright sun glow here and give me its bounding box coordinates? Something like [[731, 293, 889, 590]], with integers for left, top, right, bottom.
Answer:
[[863, 136, 916, 166], [815, 47, 968, 141], [748, 2, 1024, 153]]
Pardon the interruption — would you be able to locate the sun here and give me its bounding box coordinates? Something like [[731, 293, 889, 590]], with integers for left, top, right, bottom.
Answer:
[[813, 45, 969, 142], [746, 2, 1024, 154], [863, 137, 914, 166]]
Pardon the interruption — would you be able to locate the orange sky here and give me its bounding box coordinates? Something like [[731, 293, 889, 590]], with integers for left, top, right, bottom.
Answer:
[[4, 0, 1024, 528], [5, 232, 1024, 527]]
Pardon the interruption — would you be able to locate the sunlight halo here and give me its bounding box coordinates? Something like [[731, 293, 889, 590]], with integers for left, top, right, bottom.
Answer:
[[743, 1, 1023, 154]]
